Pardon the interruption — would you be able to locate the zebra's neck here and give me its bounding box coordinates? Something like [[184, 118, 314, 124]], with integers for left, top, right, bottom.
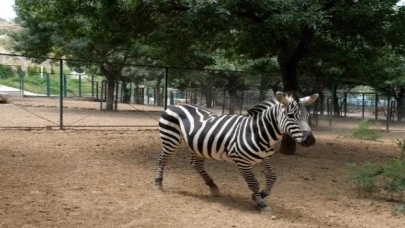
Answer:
[[231, 105, 282, 155]]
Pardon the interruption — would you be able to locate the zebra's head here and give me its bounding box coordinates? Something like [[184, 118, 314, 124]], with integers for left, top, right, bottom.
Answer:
[[275, 92, 319, 147]]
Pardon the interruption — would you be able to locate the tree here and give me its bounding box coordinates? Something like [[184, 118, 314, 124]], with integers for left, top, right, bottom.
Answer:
[[11, 0, 405, 152], [12, 0, 161, 110], [163, 0, 404, 154]]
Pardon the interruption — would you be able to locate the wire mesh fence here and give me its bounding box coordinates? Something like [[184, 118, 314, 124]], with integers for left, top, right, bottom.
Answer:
[[0, 53, 404, 131]]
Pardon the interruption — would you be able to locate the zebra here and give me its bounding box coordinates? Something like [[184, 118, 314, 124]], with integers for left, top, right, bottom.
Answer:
[[155, 92, 319, 212]]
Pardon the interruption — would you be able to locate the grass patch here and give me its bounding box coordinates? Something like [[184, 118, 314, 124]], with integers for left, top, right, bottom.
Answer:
[[352, 119, 381, 141], [347, 141, 405, 201], [392, 204, 405, 216], [347, 161, 382, 196], [0, 74, 99, 96]]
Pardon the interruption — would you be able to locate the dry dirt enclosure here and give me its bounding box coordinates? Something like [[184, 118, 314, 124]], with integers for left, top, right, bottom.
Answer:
[[0, 129, 405, 228]]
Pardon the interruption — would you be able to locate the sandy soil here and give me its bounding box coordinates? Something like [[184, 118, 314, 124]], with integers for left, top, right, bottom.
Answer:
[[0, 128, 404, 228]]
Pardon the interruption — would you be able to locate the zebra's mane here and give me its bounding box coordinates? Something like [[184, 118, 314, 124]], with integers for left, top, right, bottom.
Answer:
[[246, 94, 298, 116], [246, 100, 276, 116]]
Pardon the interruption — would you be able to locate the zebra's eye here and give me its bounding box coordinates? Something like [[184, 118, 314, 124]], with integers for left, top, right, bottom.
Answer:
[[287, 113, 294, 118]]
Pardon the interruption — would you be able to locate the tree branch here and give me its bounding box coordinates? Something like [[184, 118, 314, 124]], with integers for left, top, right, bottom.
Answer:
[[290, 25, 315, 63], [169, 0, 190, 11]]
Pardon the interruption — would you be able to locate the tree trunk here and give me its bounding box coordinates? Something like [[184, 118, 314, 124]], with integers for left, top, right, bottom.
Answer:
[[228, 88, 238, 115], [319, 90, 325, 116], [269, 79, 281, 97], [100, 63, 121, 111], [279, 134, 297, 156], [155, 75, 163, 106], [277, 48, 300, 155], [202, 84, 214, 108], [397, 98, 404, 122], [394, 86, 404, 122], [333, 86, 340, 116], [122, 82, 131, 104], [106, 77, 115, 111], [276, 24, 314, 155]]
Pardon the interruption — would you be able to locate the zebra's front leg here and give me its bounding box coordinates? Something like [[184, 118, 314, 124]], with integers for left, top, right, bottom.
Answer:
[[260, 156, 277, 199], [236, 161, 272, 212], [190, 155, 220, 196]]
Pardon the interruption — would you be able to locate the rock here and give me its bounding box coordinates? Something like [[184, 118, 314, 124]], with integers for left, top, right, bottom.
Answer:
[[0, 95, 8, 104]]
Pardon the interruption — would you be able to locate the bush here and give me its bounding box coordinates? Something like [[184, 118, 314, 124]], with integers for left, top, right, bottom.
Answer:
[[392, 204, 405, 215], [352, 119, 381, 140], [27, 65, 41, 76], [0, 64, 14, 79], [347, 161, 382, 196], [347, 158, 405, 202], [396, 139, 405, 160], [382, 158, 405, 201]]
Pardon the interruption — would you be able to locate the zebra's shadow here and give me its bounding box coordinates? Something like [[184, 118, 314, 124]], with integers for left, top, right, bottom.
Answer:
[[169, 189, 261, 213]]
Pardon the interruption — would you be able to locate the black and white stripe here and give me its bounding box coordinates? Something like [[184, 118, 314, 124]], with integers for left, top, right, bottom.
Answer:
[[155, 92, 318, 211]]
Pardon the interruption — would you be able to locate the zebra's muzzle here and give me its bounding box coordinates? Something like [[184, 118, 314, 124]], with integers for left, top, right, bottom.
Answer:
[[300, 131, 316, 147]]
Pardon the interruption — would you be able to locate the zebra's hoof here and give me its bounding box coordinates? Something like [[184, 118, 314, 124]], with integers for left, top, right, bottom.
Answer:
[[259, 206, 274, 215], [154, 185, 163, 191], [210, 186, 220, 196]]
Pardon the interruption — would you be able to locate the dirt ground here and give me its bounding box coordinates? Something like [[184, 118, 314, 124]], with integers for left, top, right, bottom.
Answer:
[[0, 128, 405, 228]]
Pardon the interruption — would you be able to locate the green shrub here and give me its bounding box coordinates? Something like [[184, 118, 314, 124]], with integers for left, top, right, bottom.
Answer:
[[27, 66, 41, 76], [347, 161, 382, 196], [396, 139, 405, 160], [352, 119, 381, 140], [347, 140, 405, 202], [381, 158, 405, 201], [325, 189, 339, 201], [0, 64, 14, 79], [392, 204, 405, 215]]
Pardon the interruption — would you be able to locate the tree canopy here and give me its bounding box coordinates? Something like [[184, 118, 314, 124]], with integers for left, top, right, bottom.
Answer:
[[12, 1, 405, 89], [10, 0, 405, 153]]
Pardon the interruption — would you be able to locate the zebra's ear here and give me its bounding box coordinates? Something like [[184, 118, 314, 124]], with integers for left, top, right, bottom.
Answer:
[[299, 94, 319, 105], [275, 92, 289, 106]]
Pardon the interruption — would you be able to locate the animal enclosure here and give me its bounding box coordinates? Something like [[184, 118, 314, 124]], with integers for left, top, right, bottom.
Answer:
[[0, 128, 404, 228]]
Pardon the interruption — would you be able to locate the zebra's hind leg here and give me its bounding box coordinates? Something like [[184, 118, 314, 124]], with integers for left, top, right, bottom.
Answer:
[[236, 160, 273, 213], [190, 154, 220, 196]]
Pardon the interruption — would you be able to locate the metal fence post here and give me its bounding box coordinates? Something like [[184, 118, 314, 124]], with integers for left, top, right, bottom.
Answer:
[[375, 93, 378, 120], [100, 80, 105, 110], [59, 59, 64, 129], [315, 99, 319, 126], [147, 88, 150, 104], [361, 93, 364, 119], [46, 73, 50, 97], [114, 80, 119, 111], [95, 81, 99, 101], [63, 74, 68, 97], [18, 67, 25, 95], [344, 92, 347, 116], [170, 91, 174, 105], [91, 75, 94, 98], [330, 83, 336, 130], [386, 85, 391, 132], [79, 74, 82, 97]]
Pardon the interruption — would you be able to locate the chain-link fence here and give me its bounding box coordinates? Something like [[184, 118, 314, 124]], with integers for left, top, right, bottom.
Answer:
[[1, 53, 404, 131], [308, 91, 405, 131]]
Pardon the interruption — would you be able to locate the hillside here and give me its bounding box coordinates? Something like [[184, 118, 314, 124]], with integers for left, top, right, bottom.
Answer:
[[0, 18, 21, 54], [0, 18, 21, 33], [0, 18, 38, 70]]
